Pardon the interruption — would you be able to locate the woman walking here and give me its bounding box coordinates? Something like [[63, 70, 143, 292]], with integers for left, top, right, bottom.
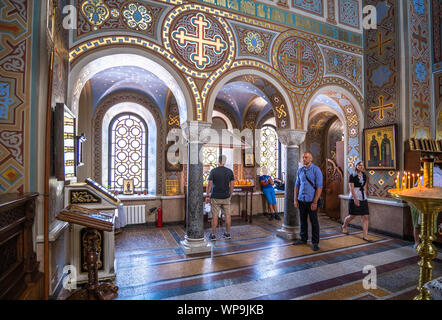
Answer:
[[342, 160, 371, 242]]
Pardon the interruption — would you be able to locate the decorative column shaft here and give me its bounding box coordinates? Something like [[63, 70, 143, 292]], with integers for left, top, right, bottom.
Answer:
[[181, 121, 212, 255], [276, 129, 307, 240]]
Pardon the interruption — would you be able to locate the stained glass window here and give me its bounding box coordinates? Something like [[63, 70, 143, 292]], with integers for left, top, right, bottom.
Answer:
[[259, 125, 279, 178], [109, 113, 148, 192], [202, 146, 219, 184]]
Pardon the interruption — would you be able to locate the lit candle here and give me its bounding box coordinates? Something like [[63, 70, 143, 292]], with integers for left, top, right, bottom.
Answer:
[[417, 174, 420, 187], [401, 172, 406, 190], [408, 172, 411, 189], [396, 172, 400, 189], [412, 174, 415, 188]]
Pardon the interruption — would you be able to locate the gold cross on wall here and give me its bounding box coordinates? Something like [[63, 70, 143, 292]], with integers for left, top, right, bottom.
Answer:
[[415, 93, 429, 119], [369, 33, 393, 57], [370, 96, 394, 120], [172, 14, 227, 69], [412, 25, 427, 51], [280, 41, 316, 84]]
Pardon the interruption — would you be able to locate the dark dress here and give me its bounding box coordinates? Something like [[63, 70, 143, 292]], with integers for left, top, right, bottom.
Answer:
[[348, 172, 369, 216]]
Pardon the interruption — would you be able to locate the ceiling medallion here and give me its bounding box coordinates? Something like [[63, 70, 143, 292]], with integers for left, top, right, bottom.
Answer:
[[122, 3, 153, 31], [81, 0, 110, 27]]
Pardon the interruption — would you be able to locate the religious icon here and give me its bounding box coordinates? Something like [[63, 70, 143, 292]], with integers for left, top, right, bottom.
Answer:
[[123, 179, 134, 195], [364, 125, 397, 170], [243, 148, 255, 167], [409, 138, 416, 151], [165, 138, 183, 172]]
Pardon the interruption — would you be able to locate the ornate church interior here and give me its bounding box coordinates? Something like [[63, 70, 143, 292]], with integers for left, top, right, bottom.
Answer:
[[0, 0, 442, 303]]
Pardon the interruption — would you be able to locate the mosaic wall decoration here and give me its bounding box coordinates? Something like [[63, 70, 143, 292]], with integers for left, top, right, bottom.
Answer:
[[364, 0, 399, 128], [432, 0, 441, 71], [321, 46, 363, 93], [277, 37, 320, 88], [196, 0, 362, 47], [231, 22, 276, 63], [0, 0, 39, 193], [169, 11, 229, 71], [122, 2, 153, 31], [409, 0, 432, 139], [292, 0, 324, 16], [326, 0, 337, 24], [363, 0, 400, 198], [76, 0, 164, 40], [80, 0, 110, 27], [338, 0, 360, 29]]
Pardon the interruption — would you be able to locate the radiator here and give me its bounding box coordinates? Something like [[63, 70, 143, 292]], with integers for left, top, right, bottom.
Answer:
[[276, 198, 284, 213], [124, 205, 146, 225]]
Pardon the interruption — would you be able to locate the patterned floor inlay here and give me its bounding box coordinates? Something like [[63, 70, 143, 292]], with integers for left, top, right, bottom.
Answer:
[[111, 215, 441, 300]]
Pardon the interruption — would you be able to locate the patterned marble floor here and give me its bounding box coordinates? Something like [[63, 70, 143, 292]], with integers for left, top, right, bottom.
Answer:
[[113, 213, 442, 300]]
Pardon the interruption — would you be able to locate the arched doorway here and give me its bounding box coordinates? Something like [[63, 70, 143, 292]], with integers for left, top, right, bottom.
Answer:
[[303, 87, 364, 220], [68, 49, 194, 195]]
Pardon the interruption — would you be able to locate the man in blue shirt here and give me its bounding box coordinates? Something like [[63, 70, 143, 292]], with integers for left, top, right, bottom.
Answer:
[[293, 152, 323, 251]]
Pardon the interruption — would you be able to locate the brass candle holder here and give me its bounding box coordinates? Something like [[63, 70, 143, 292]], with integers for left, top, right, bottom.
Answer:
[[389, 158, 441, 300]]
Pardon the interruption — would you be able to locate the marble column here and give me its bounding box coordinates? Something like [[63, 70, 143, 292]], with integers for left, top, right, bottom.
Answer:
[[276, 129, 307, 240], [180, 121, 212, 255]]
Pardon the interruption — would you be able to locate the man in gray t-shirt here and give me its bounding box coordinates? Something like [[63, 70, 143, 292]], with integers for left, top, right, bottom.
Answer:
[[205, 155, 234, 241]]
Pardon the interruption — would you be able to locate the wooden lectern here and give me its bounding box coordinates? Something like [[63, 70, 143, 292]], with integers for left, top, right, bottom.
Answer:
[[57, 205, 118, 300]]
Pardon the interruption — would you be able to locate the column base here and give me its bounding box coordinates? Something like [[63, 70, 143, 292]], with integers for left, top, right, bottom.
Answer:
[[276, 225, 300, 240], [180, 236, 211, 255]]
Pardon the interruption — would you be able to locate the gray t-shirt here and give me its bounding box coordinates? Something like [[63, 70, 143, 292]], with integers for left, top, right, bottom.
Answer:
[[208, 166, 234, 199]]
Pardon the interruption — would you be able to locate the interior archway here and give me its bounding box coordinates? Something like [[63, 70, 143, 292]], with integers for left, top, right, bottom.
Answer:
[[303, 87, 364, 196], [68, 48, 193, 123], [206, 69, 296, 130]]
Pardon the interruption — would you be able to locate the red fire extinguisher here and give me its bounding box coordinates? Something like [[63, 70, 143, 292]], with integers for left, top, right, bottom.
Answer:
[[156, 207, 163, 227]]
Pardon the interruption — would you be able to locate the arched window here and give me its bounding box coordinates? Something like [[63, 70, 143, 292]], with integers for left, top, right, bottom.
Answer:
[[202, 116, 234, 184], [259, 125, 280, 178], [109, 113, 148, 192], [203, 146, 219, 184]]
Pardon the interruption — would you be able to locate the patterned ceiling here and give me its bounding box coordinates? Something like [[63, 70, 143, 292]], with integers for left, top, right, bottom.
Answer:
[[311, 94, 342, 113], [216, 81, 272, 124], [90, 66, 169, 115]]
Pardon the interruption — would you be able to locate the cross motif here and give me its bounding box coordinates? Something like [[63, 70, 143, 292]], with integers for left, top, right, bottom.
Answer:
[[414, 93, 429, 119], [172, 14, 227, 69], [168, 114, 180, 127], [280, 41, 316, 84], [369, 33, 392, 56], [370, 96, 394, 120], [412, 25, 427, 51], [274, 104, 287, 119]]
